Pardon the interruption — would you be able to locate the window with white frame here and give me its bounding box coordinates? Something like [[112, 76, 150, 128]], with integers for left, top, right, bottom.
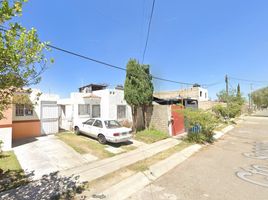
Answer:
[[92, 105, 100, 118], [78, 104, 90, 115], [117, 105, 126, 119], [15, 104, 33, 116]]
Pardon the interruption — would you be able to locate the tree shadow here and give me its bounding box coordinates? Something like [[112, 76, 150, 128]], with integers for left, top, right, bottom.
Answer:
[[0, 170, 87, 200], [0, 154, 10, 159]]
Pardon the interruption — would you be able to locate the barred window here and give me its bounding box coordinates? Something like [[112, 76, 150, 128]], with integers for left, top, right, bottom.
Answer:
[[78, 104, 90, 115], [117, 105, 126, 119], [16, 104, 33, 116], [92, 105, 100, 118]]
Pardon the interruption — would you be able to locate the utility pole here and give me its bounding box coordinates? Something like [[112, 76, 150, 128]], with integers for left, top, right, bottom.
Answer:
[[225, 75, 229, 97], [225, 74, 229, 119], [249, 83, 253, 111]]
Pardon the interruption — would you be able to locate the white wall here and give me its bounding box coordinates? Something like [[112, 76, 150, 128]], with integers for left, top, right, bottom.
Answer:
[[198, 88, 209, 101], [93, 89, 132, 121], [0, 127, 12, 151], [58, 92, 101, 130]]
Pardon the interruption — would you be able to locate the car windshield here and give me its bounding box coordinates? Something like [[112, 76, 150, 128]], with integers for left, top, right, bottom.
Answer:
[[104, 120, 122, 129]]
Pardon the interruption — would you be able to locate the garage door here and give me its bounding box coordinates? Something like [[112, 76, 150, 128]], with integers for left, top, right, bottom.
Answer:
[[41, 101, 59, 135]]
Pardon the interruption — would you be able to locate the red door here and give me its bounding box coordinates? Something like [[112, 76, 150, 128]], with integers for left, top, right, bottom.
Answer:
[[171, 105, 185, 136]]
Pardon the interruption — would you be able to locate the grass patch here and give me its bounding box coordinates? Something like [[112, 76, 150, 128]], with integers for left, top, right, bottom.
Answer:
[[127, 141, 191, 172], [56, 132, 114, 159], [134, 129, 168, 144], [0, 151, 28, 192], [85, 141, 191, 194], [0, 151, 21, 171]]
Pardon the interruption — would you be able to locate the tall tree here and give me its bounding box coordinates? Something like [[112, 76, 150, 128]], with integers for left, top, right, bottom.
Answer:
[[141, 64, 153, 128], [237, 84, 241, 98], [124, 59, 153, 131], [0, 0, 51, 119]]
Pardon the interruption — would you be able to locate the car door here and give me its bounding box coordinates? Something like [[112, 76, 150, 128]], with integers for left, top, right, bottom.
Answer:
[[81, 119, 95, 135], [91, 119, 103, 137]]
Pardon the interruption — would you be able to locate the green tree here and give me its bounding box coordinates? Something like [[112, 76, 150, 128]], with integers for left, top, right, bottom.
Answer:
[[0, 0, 51, 119], [237, 84, 241, 98], [140, 64, 154, 129], [251, 86, 268, 108], [124, 59, 153, 131], [215, 88, 245, 118]]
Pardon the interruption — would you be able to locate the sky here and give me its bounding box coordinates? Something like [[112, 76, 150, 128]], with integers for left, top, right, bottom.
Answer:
[[12, 0, 268, 99]]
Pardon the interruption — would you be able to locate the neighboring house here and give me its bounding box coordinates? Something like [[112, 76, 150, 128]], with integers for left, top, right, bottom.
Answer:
[[154, 85, 209, 102], [58, 84, 132, 131], [0, 89, 59, 150]]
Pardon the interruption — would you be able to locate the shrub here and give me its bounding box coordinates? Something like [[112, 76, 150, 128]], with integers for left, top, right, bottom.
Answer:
[[182, 108, 219, 143], [212, 103, 242, 119], [212, 104, 228, 118], [0, 140, 3, 154]]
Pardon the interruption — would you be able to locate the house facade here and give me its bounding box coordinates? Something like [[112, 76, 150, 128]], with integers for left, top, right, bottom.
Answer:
[[154, 86, 209, 102], [58, 84, 132, 131], [0, 89, 59, 150]]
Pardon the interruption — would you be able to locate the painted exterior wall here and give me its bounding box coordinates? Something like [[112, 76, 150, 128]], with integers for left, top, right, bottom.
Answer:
[[93, 89, 132, 121], [58, 92, 101, 130], [0, 108, 13, 150], [154, 87, 209, 102], [58, 88, 132, 131], [12, 89, 59, 140], [12, 120, 41, 140]]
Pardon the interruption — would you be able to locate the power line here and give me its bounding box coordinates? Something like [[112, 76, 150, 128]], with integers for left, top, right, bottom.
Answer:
[[229, 76, 268, 84], [0, 25, 216, 86], [142, 0, 156, 63]]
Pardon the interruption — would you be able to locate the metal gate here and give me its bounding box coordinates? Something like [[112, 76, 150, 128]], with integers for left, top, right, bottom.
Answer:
[[171, 105, 185, 136], [41, 101, 59, 135]]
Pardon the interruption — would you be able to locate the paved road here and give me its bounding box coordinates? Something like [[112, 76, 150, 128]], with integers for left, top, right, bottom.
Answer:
[[129, 110, 268, 200]]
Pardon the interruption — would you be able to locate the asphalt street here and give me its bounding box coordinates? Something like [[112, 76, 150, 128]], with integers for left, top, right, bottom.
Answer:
[[129, 110, 268, 200]]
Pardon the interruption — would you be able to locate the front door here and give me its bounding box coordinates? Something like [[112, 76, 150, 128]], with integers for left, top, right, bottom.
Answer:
[[171, 105, 185, 136]]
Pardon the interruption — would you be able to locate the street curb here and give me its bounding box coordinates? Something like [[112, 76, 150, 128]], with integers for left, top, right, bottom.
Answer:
[[91, 144, 202, 200], [88, 123, 238, 200], [213, 125, 234, 140]]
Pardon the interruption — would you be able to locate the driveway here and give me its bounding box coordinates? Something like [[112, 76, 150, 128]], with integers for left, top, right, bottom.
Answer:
[[13, 135, 98, 179], [129, 110, 268, 200]]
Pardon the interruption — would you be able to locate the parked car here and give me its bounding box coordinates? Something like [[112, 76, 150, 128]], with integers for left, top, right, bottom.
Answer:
[[74, 118, 132, 144]]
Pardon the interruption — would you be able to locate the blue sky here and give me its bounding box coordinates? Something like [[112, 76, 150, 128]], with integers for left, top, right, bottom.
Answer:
[[15, 0, 268, 99]]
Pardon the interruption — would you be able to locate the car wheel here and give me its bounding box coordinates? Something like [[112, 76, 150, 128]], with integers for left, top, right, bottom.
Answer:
[[98, 134, 107, 144], [74, 126, 80, 135]]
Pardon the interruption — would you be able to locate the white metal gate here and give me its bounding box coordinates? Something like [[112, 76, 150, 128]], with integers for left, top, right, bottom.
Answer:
[[41, 101, 59, 135]]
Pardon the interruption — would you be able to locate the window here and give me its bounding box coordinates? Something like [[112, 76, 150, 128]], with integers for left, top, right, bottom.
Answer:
[[205, 93, 207, 98], [78, 104, 90, 115], [25, 105, 33, 116], [92, 105, 100, 118], [15, 104, 33, 116], [104, 120, 121, 129], [200, 91, 203, 97], [85, 119, 95, 126], [117, 105, 126, 119], [93, 120, 103, 128]]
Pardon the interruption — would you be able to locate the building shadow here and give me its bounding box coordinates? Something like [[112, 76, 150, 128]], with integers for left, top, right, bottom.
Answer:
[[12, 137, 38, 148]]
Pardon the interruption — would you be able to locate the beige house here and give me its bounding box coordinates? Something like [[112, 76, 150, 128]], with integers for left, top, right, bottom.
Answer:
[[154, 86, 209, 102]]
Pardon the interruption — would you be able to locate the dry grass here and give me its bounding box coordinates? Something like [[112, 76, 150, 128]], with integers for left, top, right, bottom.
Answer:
[[85, 141, 191, 193], [56, 132, 114, 159], [134, 129, 168, 144], [127, 141, 191, 172]]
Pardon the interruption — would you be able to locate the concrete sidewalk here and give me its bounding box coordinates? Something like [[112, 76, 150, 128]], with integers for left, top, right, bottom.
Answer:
[[60, 138, 181, 182], [91, 144, 202, 200]]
